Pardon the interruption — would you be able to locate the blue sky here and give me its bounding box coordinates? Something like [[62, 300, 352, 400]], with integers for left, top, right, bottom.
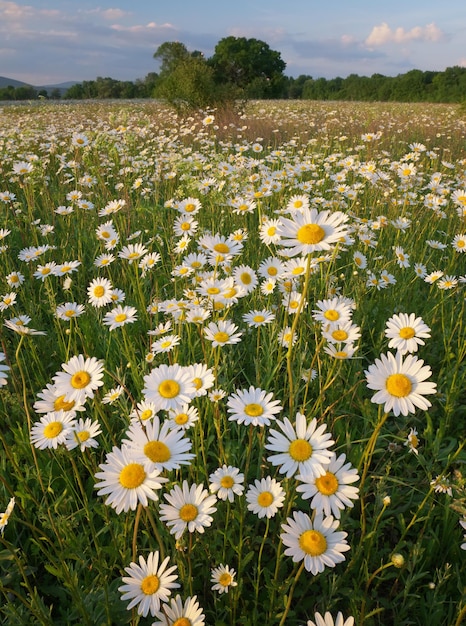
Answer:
[[1, 0, 465, 85]]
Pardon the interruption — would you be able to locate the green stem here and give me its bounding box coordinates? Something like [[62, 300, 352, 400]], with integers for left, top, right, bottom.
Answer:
[[278, 562, 305, 626]]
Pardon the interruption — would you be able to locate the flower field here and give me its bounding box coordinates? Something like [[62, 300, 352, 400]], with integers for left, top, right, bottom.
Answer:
[[0, 99, 465, 626]]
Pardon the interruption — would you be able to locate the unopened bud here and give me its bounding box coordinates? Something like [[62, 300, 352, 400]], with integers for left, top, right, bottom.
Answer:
[[391, 553, 405, 568]]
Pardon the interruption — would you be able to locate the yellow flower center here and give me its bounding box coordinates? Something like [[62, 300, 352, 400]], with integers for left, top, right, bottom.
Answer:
[[288, 439, 312, 462], [323, 309, 339, 321], [457, 239, 465, 248], [386, 373, 412, 397], [181, 222, 191, 231], [257, 491, 274, 507], [119, 463, 146, 489], [77, 430, 90, 442], [293, 200, 303, 208], [315, 471, 339, 496], [220, 476, 234, 488], [292, 267, 304, 275], [268, 266, 278, 276], [185, 203, 195, 212], [213, 331, 230, 343], [206, 287, 221, 295], [140, 409, 153, 421], [144, 441, 171, 463], [244, 403, 264, 417], [141, 574, 160, 595], [160, 340, 172, 349], [175, 413, 189, 425], [43, 421, 63, 439], [173, 619, 191, 626], [70, 371, 91, 389], [219, 572, 232, 586], [192, 377, 202, 390], [299, 529, 327, 556], [179, 503, 198, 522], [213, 243, 230, 253], [158, 380, 180, 399], [54, 395, 75, 411], [267, 226, 276, 236], [296, 223, 325, 245], [114, 313, 127, 323], [127, 252, 139, 259], [93, 286, 105, 297], [253, 315, 265, 323], [399, 327, 415, 339], [331, 329, 348, 341], [101, 231, 110, 239], [64, 309, 76, 318], [240, 272, 251, 284]]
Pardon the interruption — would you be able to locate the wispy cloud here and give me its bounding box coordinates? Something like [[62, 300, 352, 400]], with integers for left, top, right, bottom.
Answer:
[[365, 22, 444, 47]]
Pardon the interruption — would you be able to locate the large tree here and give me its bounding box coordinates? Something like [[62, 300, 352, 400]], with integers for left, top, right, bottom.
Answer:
[[209, 36, 286, 98]]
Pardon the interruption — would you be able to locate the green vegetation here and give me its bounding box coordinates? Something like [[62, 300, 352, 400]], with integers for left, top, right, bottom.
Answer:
[[0, 100, 465, 626]]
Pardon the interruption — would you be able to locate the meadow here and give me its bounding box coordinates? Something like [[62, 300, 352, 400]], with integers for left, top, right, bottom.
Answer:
[[0, 99, 465, 626]]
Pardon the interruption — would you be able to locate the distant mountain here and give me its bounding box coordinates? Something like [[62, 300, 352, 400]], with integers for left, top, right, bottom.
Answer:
[[0, 76, 79, 94], [0, 76, 31, 88]]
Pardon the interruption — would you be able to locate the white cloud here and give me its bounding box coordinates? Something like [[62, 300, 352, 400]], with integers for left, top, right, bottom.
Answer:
[[365, 22, 444, 47]]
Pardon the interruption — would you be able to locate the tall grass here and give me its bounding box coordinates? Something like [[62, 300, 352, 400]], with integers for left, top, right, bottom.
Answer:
[[0, 100, 465, 626]]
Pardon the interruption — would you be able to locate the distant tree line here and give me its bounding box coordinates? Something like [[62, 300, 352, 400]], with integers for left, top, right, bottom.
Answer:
[[2, 37, 465, 104]]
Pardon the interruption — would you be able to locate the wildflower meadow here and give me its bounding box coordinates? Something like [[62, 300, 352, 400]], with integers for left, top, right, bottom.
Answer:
[[0, 99, 465, 626]]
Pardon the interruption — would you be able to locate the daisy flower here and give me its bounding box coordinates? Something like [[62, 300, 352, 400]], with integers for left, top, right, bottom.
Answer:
[[119, 551, 179, 617], [55, 302, 85, 321], [281, 510, 350, 574], [204, 320, 243, 347], [64, 417, 102, 451], [452, 234, 466, 252], [323, 343, 357, 360], [30, 410, 76, 450], [159, 481, 217, 540], [33, 383, 85, 414], [277, 207, 349, 257], [167, 403, 199, 430], [0, 497, 15, 536], [87, 277, 114, 308], [94, 446, 167, 513], [259, 218, 282, 245], [322, 321, 361, 345], [242, 309, 276, 328], [122, 417, 194, 472], [151, 594, 205, 626], [0, 292, 16, 311], [384, 313, 431, 355], [142, 364, 196, 411], [364, 351, 437, 416], [102, 385, 124, 404], [312, 297, 353, 326], [209, 388, 226, 402], [118, 243, 148, 263], [227, 386, 283, 427], [129, 400, 158, 424], [246, 476, 286, 519], [404, 427, 420, 455], [277, 325, 297, 347], [209, 465, 245, 502], [296, 453, 360, 519], [353, 251, 367, 269], [184, 363, 215, 397], [52, 354, 104, 404], [303, 611, 354, 626], [103, 305, 138, 331], [211, 564, 238, 594], [6, 271, 24, 288], [0, 352, 10, 387], [394, 246, 410, 268], [151, 334, 181, 354], [265, 413, 334, 478], [232, 264, 258, 294]]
